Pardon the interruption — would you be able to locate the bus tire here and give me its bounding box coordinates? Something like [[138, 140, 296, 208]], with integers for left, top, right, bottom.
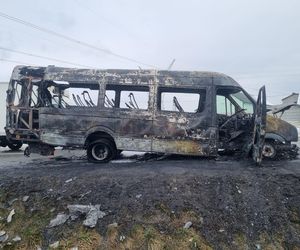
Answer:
[[87, 138, 117, 163], [8, 141, 23, 151], [262, 140, 277, 159]]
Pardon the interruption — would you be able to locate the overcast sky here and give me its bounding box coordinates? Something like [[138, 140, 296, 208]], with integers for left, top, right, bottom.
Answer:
[[0, 0, 300, 104]]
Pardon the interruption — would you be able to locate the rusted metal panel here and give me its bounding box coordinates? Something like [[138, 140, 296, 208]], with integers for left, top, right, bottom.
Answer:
[[266, 115, 298, 142], [40, 131, 84, 146], [152, 139, 206, 155], [115, 137, 152, 152]]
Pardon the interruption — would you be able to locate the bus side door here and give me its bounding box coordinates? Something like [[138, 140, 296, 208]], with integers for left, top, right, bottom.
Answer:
[[152, 86, 216, 156]]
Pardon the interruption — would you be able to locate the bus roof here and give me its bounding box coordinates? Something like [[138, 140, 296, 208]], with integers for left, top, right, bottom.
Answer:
[[11, 65, 241, 88]]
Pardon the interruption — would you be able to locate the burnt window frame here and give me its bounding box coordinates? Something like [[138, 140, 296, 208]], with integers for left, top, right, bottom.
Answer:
[[216, 86, 255, 116], [45, 81, 100, 108], [104, 84, 150, 111], [157, 86, 206, 114]]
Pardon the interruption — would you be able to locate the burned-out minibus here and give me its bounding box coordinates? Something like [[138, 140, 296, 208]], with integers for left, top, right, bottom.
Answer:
[[5, 66, 298, 163]]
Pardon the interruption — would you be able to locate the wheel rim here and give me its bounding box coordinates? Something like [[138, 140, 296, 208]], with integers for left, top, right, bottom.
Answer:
[[91, 144, 109, 161], [262, 144, 275, 158]]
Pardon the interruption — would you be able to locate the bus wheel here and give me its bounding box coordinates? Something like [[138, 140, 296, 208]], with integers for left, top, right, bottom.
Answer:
[[87, 138, 116, 163], [8, 141, 23, 151], [262, 141, 276, 159]]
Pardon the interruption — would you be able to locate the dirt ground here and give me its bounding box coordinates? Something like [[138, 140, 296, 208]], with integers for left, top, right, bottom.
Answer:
[[0, 147, 299, 250]]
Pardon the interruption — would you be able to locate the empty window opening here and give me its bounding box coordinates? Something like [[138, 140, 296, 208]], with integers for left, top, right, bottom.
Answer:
[[158, 88, 205, 113], [29, 85, 39, 107], [105, 85, 149, 110], [120, 91, 149, 110], [34, 86, 98, 108], [104, 90, 116, 108], [13, 82, 22, 106], [61, 87, 99, 107]]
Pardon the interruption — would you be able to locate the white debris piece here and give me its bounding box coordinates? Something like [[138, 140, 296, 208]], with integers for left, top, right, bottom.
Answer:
[[48, 204, 106, 229], [67, 204, 106, 228], [236, 186, 242, 194], [22, 196, 30, 202], [70, 247, 78, 250], [83, 207, 103, 228], [255, 244, 261, 250], [183, 221, 192, 229], [0, 231, 8, 243], [49, 241, 60, 248], [48, 213, 69, 228], [12, 235, 21, 242], [119, 235, 126, 241], [68, 204, 91, 214], [65, 178, 73, 183], [1, 235, 9, 243], [7, 209, 15, 223], [79, 190, 91, 199], [135, 194, 142, 199]]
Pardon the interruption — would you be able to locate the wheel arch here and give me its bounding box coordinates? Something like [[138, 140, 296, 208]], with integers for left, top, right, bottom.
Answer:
[[265, 132, 286, 144], [84, 126, 116, 148]]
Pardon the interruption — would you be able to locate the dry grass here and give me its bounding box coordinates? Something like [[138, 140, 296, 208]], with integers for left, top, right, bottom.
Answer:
[[3, 197, 292, 250], [59, 226, 102, 250], [0, 199, 49, 249]]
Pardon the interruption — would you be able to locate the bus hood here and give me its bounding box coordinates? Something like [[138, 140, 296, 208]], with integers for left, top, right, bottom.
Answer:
[[266, 115, 298, 142]]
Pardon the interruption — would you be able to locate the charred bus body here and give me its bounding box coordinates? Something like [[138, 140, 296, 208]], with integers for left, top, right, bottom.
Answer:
[[0, 82, 22, 150], [5, 66, 298, 163]]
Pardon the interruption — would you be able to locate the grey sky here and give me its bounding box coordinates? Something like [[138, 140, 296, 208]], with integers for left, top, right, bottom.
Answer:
[[0, 0, 300, 103]]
